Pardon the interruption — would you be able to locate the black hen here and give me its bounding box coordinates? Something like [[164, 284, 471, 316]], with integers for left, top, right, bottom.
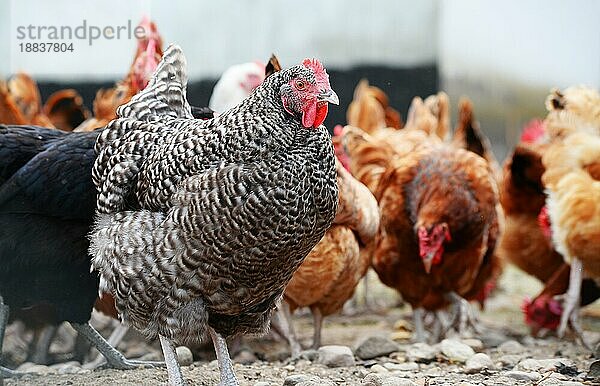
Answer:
[[0, 125, 156, 376]]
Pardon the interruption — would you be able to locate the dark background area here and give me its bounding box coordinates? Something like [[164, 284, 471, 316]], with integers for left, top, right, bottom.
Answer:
[[37, 64, 438, 132]]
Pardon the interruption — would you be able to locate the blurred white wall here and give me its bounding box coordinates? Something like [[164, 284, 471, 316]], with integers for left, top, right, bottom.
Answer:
[[439, 0, 600, 89], [1, 0, 437, 81]]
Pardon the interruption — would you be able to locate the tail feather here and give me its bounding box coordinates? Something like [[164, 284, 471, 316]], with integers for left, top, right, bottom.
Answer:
[[117, 44, 192, 121]]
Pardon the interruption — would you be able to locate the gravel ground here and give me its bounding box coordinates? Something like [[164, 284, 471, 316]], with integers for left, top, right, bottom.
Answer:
[[3, 267, 600, 386]]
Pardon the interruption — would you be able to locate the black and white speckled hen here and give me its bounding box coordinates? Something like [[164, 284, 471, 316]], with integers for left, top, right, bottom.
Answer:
[[89, 45, 339, 385]]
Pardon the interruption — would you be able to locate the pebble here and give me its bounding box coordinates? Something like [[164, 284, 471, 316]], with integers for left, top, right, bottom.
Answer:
[[439, 339, 475, 363], [383, 362, 418, 371], [479, 330, 507, 348], [253, 382, 271, 386], [457, 383, 476, 386], [464, 353, 495, 373], [514, 357, 575, 373], [16, 363, 57, 375], [370, 364, 389, 373], [505, 370, 541, 381], [296, 349, 319, 362], [317, 345, 356, 367], [406, 343, 438, 363], [283, 374, 313, 386], [461, 338, 484, 352], [234, 349, 258, 364], [355, 336, 400, 360], [283, 364, 296, 371], [362, 373, 417, 386], [49, 360, 81, 375], [497, 340, 525, 355], [497, 354, 523, 367], [175, 345, 193, 366]]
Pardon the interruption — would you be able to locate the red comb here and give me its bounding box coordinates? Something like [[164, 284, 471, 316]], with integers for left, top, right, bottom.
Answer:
[[520, 119, 546, 144], [302, 58, 329, 88]]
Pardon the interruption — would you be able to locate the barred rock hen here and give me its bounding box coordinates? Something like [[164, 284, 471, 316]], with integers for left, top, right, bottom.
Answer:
[[280, 160, 379, 356], [342, 123, 499, 342], [89, 45, 339, 385], [0, 125, 158, 378]]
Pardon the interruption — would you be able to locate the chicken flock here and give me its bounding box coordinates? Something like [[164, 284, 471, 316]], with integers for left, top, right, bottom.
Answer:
[[1, 19, 599, 386]]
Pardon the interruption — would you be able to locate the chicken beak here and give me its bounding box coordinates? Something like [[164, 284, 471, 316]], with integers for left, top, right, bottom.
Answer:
[[422, 251, 436, 274], [318, 89, 339, 105]]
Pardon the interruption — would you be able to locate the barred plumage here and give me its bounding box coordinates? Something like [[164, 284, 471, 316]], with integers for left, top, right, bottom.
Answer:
[[89, 44, 339, 351]]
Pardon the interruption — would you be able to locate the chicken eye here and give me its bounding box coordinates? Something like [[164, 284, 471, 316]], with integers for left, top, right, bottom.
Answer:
[[295, 80, 306, 90]]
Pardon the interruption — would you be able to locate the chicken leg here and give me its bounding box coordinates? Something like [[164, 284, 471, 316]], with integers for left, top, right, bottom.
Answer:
[[412, 307, 426, 342], [0, 295, 18, 382], [444, 292, 480, 336], [159, 335, 186, 386], [73, 323, 162, 370], [310, 307, 323, 350], [27, 325, 58, 364], [86, 323, 130, 368], [209, 327, 240, 386], [557, 258, 591, 348], [278, 302, 302, 358]]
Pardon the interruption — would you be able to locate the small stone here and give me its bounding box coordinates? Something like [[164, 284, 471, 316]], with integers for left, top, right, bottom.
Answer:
[[297, 349, 319, 362], [283, 374, 312, 386], [497, 354, 523, 367], [175, 346, 193, 366], [362, 373, 417, 386], [515, 358, 575, 373], [57, 362, 82, 375], [464, 353, 495, 373], [439, 339, 475, 363], [283, 364, 295, 371], [457, 383, 476, 386], [498, 340, 525, 355], [461, 338, 484, 352], [371, 364, 389, 373], [253, 382, 271, 386], [383, 362, 418, 371], [505, 370, 541, 381], [479, 330, 507, 348], [18, 364, 57, 375], [587, 360, 600, 380], [355, 336, 400, 360], [406, 343, 438, 363], [317, 345, 355, 367], [234, 349, 257, 364]]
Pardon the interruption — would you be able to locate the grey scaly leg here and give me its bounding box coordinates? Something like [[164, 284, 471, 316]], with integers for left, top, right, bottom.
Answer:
[[278, 302, 302, 358], [73, 322, 162, 370], [310, 307, 323, 350], [413, 307, 426, 342], [159, 335, 186, 386], [28, 325, 58, 364], [209, 327, 239, 386], [86, 323, 130, 368]]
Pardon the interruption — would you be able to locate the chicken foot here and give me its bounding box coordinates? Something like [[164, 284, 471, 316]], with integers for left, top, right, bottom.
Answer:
[[209, 327, 240, 386], [74, 322, 162, 370], [557, 258, 592, 349], [444, 292, 481, 336], [159, 335, 186, 386]]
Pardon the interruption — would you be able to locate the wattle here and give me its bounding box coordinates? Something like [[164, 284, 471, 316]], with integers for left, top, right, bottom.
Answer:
[[313, 102, 328, 128]]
